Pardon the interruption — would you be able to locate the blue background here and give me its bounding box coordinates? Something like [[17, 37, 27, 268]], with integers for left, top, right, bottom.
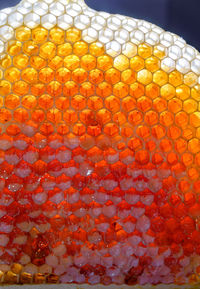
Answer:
[[0, 0, 199, 52]]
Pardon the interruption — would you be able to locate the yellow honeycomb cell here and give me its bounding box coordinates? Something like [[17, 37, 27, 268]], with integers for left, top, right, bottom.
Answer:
[[49, 28, 65, 44], [114, 55, 129, 71], [15, 26, 31, 42], [130, 55, 144, 71], [153, 70, 168, 86], [40, 42, 56, 59], [7, 40, 22, 56], [138, 43, 153, 58], [32, 27, 48, 43]]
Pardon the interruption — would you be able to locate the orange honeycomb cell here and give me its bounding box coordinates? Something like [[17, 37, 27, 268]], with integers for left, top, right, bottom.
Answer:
[[57, 43, 72, 57], [15, 26, 31, 42], [122, 96, 136, 112], [40, 42, 56, 59], [14, 107, 29, 123], [137, 96, 152, 112], [176, 84, 190, 100], [89, 42, 105, 56], [161, 84, 176, 100], [55, 96, 69, 111], [63, 109, 78, 124], [63, 81, 78, 97], [66, 28, 81, 43], [0, 80, 11, 96], [81, 54, 96, 70], [22, 67, 38, 84], [121, 69, 136, 84], [5, 94, 20, 109], [105, 95, 120, 113], [72, 68, 87, 83], [97, 55, 113, 71], [7, 40, 22, 56], [113, 82, 129, 98], [39, 67, 55, 83], [30, 56, 46, 70], [153, 70, 168, 86], [64, 55, 80, 70], [47, 108, 62, 124], [13, 54, 29, 69], [80, 82, 95, 97], [4, 67, 20, 83], [105, 68, 120, 85], [130, 55, 144, 71], [21, 95, 37, 109], [96, 82, 112, 98], [138, 43, 153, 59], [168, 98, 182, 113], [48, 56, 63, 70], [87, 96, 103, 111], [130, 82, 144, 99], [71, 95, 86, 110], [23, 41, 39, 56], [32, 27, 48, 43], [38, 94, 54, 110], [0, 108, 12, 123], [89, 69, 104, 84], [55, 67, 71, 83], [49, 28, 65, 44], [47, 81, 62, 97], [73, 41, 88, 56]]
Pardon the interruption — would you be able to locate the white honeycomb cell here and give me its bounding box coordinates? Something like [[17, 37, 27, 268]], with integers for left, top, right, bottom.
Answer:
[[41, 14, 57, 29], [82, 27, 98, 43], [49, 2, 65, 16], [58, 14, 73, 30], [91, 16, 106, 31], [33, 2, 49, 16], [74, 15, 90, 30], [0, 26, 14, 42], [99, 28, 114, 44], [0, 12, 8, 26], [24, 13, 40, 29], [17, 1, 33, 14], [161, 57, 175, 73], [8, 12, 24, 29], [106, 41, 122, 57]]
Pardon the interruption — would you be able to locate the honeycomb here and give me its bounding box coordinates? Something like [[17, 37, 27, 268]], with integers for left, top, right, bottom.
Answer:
[[0, 0, 200, 286]]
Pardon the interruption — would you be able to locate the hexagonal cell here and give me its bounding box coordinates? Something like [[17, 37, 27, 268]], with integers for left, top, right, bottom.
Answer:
[[161, 84, 176, 100], [137, 96, 152, 112], [138, 43, 153, 59], [183, 99, 197, 114], [114, 55, 129, 71], [24, 13, 40, 29], [160, 111, 174, 127], [169, 70, 183, 87], [184, 72, 198, 87], [122, 42, 137, 58], [168, 98, 182, 114], [8, 12, 23, 29], [161, 57, 175, 73], [145, 83, 160, 99], [106, 41, 121, 57], [137, 69, 152, 85], [176, 84, 190, 100], [105, 68, 120, 85], [130, 56, 144, 71], [153, 70, 168, 86]]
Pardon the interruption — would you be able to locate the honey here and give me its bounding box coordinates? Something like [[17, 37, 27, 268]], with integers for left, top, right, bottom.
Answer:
[[0, 0, 200, 287]]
